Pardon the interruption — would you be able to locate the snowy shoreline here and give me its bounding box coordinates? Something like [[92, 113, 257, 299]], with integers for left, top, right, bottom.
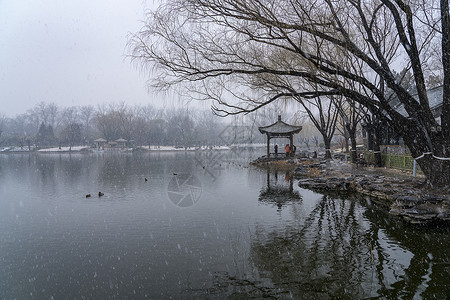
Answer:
[[143, 145, 231, 151], [0, 145, 232, 153]]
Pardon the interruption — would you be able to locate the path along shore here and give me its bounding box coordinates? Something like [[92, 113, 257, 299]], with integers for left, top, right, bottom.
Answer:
[[252, 157, 450, 225]]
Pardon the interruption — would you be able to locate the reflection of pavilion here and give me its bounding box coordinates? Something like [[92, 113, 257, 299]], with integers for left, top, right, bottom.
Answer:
[[258, 169, 301, 210]]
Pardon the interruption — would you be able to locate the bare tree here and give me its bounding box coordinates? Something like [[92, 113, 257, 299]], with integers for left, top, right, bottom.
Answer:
[[25, 108, 41, 135], [166, 108, 196, 147], [60, 123, 82, 150], [295, 95, 341, 159], [60, 106, 79, 125], [129, 0, 450, 186], [194, 110, 223, 146], [46, 103, 59, 130], [312, 135, 320, 152], [339, 99, 368, 163], [58, 106, 80, 149], [301, 137, 311, 150], [79, 105, 95, 143], [94, 104, 122, 141]]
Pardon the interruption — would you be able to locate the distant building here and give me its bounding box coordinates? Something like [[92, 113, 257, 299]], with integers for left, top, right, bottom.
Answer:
[[115, 138, 127, 149], [391, 84, 443, 125], [94, 138, 107, 149], [363, 85, 443, 152]]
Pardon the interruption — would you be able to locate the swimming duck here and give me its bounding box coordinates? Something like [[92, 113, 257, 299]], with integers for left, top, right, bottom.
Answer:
[[98, 192, 104, 197], [86, 194, 91, 198]]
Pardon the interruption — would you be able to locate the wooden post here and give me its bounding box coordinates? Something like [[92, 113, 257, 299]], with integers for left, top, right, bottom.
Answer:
[[290, 134, 293, 157], [267, 133, 270, 158]]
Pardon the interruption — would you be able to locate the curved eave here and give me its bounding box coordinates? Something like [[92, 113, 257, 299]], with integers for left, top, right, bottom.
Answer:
[[258, 120, 302, 136]]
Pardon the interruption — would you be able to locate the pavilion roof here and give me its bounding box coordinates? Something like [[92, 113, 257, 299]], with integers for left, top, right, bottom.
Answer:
[[258, 115, 302, 136], [94, 138, 107, 142], [115, 138, 127, 142]]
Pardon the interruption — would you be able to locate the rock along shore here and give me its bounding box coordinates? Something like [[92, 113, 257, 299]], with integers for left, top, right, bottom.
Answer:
[[252, 156, 450, 225]]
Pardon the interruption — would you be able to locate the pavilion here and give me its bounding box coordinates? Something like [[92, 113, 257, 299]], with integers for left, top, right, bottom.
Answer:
[[115, 138, 127, 148], [94, 138, 107, 149], [258, 115, 302, 157]]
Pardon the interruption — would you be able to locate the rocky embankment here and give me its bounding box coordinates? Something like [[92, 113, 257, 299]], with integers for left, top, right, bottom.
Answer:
[[293, 160, 450, 225]]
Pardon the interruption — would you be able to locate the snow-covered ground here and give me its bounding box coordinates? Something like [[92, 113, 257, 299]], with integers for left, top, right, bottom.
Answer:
[[144, 145, 231, 151], [1, 145, 233, 153], [0, 146, 36, 152], [37, 146, 91, 152], [231, 143, 266, 148]]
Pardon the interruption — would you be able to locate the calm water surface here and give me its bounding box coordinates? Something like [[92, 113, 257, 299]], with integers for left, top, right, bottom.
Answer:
[[0, 151, 449, 299]]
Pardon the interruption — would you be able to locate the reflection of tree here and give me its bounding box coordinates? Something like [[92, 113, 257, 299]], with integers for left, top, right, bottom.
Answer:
[[251, 195, 374, 298], [363, 206, 450, 299], [35, 154, 87, 184], [208, 195, 450, 298]]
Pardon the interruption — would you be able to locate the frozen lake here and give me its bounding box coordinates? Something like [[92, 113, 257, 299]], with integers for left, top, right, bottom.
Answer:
[[0, 151, 449, 298]]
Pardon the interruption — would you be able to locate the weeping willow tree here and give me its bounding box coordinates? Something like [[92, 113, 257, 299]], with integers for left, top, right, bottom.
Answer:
[[129, 0, 450, 186]]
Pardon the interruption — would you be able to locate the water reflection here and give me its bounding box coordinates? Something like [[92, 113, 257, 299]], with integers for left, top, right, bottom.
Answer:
[[363, 205, 450, 299], [0, 153, 448, 298], [250, 195, 383, 298], [210, 191, 450, 299], [258, 169, 301, 212]]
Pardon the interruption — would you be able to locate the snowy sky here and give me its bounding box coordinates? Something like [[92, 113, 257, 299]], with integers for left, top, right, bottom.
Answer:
[[0, 0, 182, 117]]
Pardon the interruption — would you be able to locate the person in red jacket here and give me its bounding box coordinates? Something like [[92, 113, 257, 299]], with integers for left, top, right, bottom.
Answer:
[[285, 144, 290, 157]]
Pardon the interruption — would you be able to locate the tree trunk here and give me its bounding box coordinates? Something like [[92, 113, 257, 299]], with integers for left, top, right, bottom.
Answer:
[[441, 0, 450, 144], [350, 135, 357, 163], [417, 156, 450, 187], [323, 136, 332, 159], [346, 124, 357, 163], [373, 123, 383, 167], [342, 126, 350, 153], [400, 123, 450, 187]]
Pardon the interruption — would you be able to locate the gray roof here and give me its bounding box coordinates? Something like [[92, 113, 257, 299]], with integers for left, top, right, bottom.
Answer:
[[94, 138, 107, 142], [259, 116, 302, 136], [393, 85, 443, 118]]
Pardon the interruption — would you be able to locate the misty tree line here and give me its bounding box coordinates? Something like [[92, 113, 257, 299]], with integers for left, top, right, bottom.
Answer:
[[0, 100, 341, 150], [0, 102, 230, 148]]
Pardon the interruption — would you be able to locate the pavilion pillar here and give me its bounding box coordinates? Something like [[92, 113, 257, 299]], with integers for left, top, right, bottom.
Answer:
[[266, 133, 270, 157], [290, 134, 293, 156]]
